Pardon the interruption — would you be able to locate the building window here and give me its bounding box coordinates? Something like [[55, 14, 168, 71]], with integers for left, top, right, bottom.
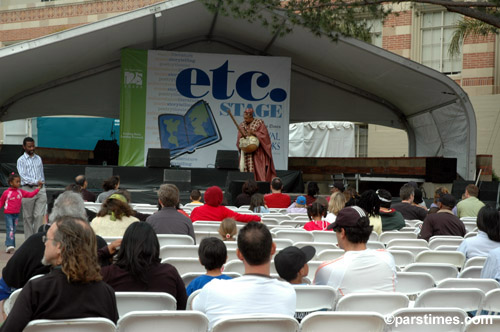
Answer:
[[367, 19, 383, 48], [355, 124, 368, 157], [421, 11, 462, 75]]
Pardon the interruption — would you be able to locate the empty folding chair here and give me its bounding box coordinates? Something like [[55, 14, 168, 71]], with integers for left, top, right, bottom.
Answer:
[[463, 222, 478, 233], [404, 219, 423, 227], [316, 249, 345, 261], [388, 307, 467, 332], [437, 278, 500, 293], [389, 246, 430, 256], [226, 248, 238, 261], [403, 263, 458, 283], [460, 217, 477, 223], [280, 220, 308, 228], [224, 241, 238, 249], [295, 242, 337, 256], [224, 260, 245, 274], [414, 288, 485, 312], [159, 245, 199, 259], [24, 318, 116, 332], [261, 218, 280, 226], [479, 289, 500, 315], [366, 241, 385, 250], [211, 314, 299, 332], [274, 230, 314, 243], [369, 231, 379, 242], [428, 238, 464, 250], [193, 223, 221, 232], [388, 250, 415, 269], [395, 272, 435, 297], [293, 215, 310, 221], [336, 292, 409, 315], [117, 310, 209, 332], [415, 251, 466, 268], [387, 239, 429, 248], [263, 214, 291, 223], [294, 285, 337, 314], [429, 235, 464, 241], [115, 292, 176, 317], [464, 256, 487, 269], [399, 227, 417, 232], [458, 266, 483, 279], [434, 245, 460, 251], [300, 312, 386, 332], [379, 231, 417, 244], [157, 234, 195, 246], [311, 231, 338, 244], [161, 257, 205, 275], [465, 316, 500, 332]]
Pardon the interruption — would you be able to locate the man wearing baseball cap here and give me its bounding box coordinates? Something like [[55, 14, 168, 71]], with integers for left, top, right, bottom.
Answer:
[[419, 194, 466, 241], [314, 206, 397, 296], [274, 245, 316, 284]]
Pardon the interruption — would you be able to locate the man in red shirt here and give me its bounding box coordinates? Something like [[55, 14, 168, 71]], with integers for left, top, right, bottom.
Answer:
[[264, 177, 291, 208]]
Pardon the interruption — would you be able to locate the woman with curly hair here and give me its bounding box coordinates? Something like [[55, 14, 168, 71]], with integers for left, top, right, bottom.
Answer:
[[91, 193, 138, 237], [357, 190, 382, 235]]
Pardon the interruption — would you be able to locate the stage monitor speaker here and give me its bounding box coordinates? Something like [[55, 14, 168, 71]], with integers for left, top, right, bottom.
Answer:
[[215, 150, 239, 170], [478, 181, 500, 203], [164, 169, 191, 192], [425, 157, 457, 183], [147, 148, 170, 168], [224, 171, 254, 205], [93, 140, 119, 166], [85, 167, 113, 190]]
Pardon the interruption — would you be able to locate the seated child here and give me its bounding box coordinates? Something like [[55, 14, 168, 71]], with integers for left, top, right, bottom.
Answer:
[[287, 195, 308, 214], [274, 245, 316, 284], [218, 218, 237, 241], [249, 193, 270, 213], [186, 237, 232, 296], [190, 189, 203, 205], [304, 202, 332, 231]]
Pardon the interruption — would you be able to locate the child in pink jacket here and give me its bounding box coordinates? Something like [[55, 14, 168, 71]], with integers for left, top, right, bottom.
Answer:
[[0, 173, 42, 253]]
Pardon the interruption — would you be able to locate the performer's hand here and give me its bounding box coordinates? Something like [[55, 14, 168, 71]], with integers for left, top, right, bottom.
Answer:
[[37, 181, 43, 188]]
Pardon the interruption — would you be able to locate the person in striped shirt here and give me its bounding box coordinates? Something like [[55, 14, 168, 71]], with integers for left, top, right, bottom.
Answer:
[[16, 137, 47, 239]]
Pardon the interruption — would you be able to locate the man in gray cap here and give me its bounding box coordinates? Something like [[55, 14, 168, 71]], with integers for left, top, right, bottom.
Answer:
[[419, 194, 466, 241], [314, 206, 396, 296]]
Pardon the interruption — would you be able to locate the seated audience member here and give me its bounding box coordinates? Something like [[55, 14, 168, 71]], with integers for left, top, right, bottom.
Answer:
[[419, 194, 466, 241], [264, 177, 291, 208], [249, 193, 270, 213], [412, 188, 428, 210], [114, 189, 151, 221], [429, 187, 450, 214], [344, 187, 360, 207], [186, 237, 233, 296], [100, 222, 187, 309], [189, 189, 203, 205], [0, 217, 118, 332], [377, 189, 405, 231], [305, 182, 320, 205], [457, 184, 485, 218], [458, 205, 500, 259], [75, 174, 96, 202], [304, 202, 331, 231], [146, 184, 195, 242], [193, 222, 296, 329], [357, 190, 382, 235], [287, 195, 308, 214], [190, 186, 261, 223], [314, 206, 397, 295], [91, 193, 139, 237], [218, 218, 237, 241], [325, 191, 346, 223], [0, 191, 108, 304], [481, 246, 500, 282], [234, 179, 259, 208], [274, 245, 316, 284], [392, 183, 427, 221], [330, 181, 345, 195], [96, 175, 120, 203]]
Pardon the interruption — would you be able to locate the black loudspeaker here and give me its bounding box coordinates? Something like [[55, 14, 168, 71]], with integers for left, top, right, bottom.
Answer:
[[164, 169, 191, 192], [147, 148, 170, 168], [425, 157, 457, 183], [92, 140, 119, 166], [85, 167, 113, 190], [224, 171, 254, 205], [215, 150, 239, 170], [478, 181, 500, 203]]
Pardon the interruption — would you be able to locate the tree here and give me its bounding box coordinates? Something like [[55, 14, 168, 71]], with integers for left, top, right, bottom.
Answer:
[[202, 0, 499, 44]]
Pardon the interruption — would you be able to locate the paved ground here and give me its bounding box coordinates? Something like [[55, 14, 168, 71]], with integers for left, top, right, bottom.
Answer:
[[0, 234, 27, 274]]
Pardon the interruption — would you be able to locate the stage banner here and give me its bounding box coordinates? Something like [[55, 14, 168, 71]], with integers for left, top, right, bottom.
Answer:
[[119, 49, 291, 170]]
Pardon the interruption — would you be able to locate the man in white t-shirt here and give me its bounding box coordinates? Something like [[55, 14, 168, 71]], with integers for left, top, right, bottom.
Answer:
[[314, 206, 397, 296], [193, 222, 296, 329]]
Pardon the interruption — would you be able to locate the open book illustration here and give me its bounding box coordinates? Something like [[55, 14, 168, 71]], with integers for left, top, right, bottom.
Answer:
[[158, 100, 222, 159]]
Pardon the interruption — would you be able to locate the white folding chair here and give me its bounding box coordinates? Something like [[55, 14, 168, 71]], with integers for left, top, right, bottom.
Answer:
[[159, 245, 199, 259], [305, 261, 323, 281], [224, 260, 245, 274], [465, 316, 500, 332], [24, 318, 116, 332], [404, 219, 423, 227], [458, 266, 483, 279], [414, 288, 485, 312], [403, 263, 458, 283], [388, 307, 467, 332], [463, 222, 478, 233], [115, 292, 176, 317], [311, 231, 338, 244], [279, 220, 308, 228], [479, 289, 500, 315], [117, 310, 209, 332], [224, 241, 238, 249], [395, 272, 436, 297], [182, 271, 241, 288], [464, 256, 487, 269], [294, 285, 337, 313], [300, 312, 386, 332], [387, 239, 429, 248], [262, 214, 291, 222], [460, 217, 477, 223], [293, 215, 310, 221], [415, 251, 466, 268], [387, 250, 415, 269], [435, 245, 460, 251], [316, 249, 345, 261], [261, 218, 280, 226], [336, 292, 409, 315], [389, 246, 430, 256], [194, 231, 215, 243], [193, 223, 221, 232], [186, 288, 202, 310], [379, 231, 417, 244], [211, 314, 299, 332], [157, 234, 195, 246], [294, 241, 337, 256], [3, 288, 22, 315], [428, 238, 464, 250], [366, 241, 385, 249], [369, 231, 379, 242], [161, 257, 205, 275], [272, 238, 294, 250], [274, 230, 314, 243], [399, 227, 417, 232], [464, 232, 478, 239], [437, 278, 500, 293]]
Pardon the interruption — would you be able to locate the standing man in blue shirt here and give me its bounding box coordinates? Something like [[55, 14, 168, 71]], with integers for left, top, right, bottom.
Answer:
[[16, 137, 46, 239]]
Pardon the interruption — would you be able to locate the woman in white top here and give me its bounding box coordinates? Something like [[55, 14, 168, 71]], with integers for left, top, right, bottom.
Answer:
[[91, 193, 139, 237], [458, 205, 500, 260], [325, 192, 346, 223]]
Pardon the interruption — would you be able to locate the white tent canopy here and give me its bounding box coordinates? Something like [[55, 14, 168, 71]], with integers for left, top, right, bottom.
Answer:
[[0, 0, 476, 179]]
